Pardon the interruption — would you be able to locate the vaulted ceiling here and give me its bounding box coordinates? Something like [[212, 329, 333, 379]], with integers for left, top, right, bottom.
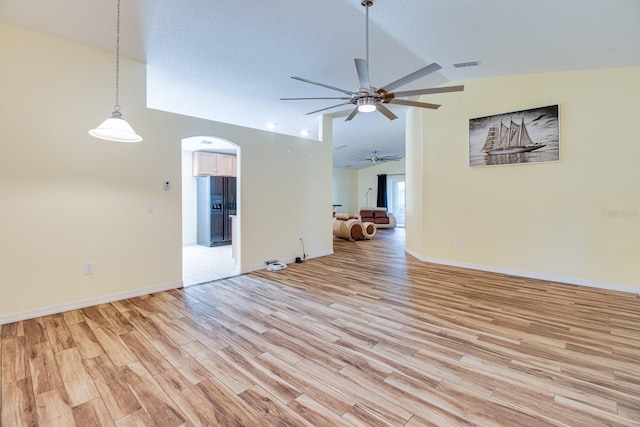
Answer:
[[2, 0, 639, 167]]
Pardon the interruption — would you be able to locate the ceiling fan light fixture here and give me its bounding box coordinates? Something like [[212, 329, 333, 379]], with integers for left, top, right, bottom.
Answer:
[[282, 0, 463, 120], [357, 97, 377, 113]]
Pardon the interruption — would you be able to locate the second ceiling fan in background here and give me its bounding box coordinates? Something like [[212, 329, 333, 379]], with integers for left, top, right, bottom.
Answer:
[[356, 150, 402, 163], [281, 0, 464, 121]]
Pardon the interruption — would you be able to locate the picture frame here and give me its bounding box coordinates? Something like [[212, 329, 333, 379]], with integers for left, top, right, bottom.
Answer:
[[469, 104, 560, 167]]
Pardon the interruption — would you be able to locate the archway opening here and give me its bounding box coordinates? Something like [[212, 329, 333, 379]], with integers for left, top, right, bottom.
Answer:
[[181, 135, 240, 286]]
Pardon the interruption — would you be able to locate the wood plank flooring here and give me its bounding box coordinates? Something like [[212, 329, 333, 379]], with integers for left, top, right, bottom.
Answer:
[[2, 229, 640, 426]]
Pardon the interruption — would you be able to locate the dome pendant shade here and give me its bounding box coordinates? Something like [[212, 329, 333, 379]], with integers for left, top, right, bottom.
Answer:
[[89, 111, 143, 143]]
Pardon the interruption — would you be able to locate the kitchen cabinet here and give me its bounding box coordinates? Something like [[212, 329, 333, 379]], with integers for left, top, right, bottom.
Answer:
[[192, 151, 236, 176]]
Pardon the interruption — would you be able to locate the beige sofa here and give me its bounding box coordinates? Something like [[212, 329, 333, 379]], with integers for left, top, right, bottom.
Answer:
[[359, 208, 396, 229]]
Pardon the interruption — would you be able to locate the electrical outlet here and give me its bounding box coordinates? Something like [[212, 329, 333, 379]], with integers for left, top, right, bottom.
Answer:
[[455, 239, 461, 247], [84, 262, 94, 275], [298, 235, 303, 241]]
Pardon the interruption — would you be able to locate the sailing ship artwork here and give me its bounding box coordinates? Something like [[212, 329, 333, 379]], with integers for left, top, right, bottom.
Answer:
[[469, 105, 559, 167]]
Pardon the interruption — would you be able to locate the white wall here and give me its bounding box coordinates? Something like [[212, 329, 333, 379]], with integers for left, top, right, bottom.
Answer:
[[331, 168, 358, 215], [181, 151, 198, 245], [357, 159, 406, 210], [0, 24, 333, 322], [332, 158, 407, 215], [406, 67, 640, 292]]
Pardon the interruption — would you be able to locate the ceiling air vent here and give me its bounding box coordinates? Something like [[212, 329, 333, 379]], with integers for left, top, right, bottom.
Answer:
[[453, 60, 480, 68]]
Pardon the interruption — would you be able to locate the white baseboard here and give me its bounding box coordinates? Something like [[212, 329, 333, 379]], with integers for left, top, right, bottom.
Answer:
[[241, 249, 334, 275], [405, 249, 639, 295], [14, 249, 629, 324], [0, 281, 183, 325]]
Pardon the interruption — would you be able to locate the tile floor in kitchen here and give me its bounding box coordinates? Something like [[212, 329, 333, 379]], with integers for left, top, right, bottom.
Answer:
[[182, 243, 240, 287]]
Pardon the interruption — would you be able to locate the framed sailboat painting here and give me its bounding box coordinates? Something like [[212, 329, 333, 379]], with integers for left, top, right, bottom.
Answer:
[[469, 104, 560, 167]]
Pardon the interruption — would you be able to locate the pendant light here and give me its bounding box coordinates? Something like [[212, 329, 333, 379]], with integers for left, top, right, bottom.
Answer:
[[89, 0, 142, 142]]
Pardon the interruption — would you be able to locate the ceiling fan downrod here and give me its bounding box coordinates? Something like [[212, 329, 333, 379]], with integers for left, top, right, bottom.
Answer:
[[362, 0, 373, 83], [281, 0, 464, 121]]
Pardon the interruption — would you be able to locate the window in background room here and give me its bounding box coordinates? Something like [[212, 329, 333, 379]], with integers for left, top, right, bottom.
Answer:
[[388, 176, 405, 228]]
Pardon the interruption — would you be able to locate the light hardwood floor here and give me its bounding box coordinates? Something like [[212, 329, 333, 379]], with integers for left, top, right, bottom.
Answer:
[[2, 229, 639, 426]]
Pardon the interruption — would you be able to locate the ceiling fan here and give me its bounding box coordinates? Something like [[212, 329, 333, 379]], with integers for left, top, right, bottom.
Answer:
[[355, 150, 402, 163], [281, 0, 464, 121]]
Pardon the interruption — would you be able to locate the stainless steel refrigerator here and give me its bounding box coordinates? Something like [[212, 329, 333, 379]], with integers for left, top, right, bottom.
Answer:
[[196, 176, 237, 247]]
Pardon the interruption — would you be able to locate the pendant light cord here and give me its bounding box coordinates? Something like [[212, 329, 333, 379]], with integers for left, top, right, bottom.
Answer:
[[88, 0, 143, 142], [114, 0, 121, 114]]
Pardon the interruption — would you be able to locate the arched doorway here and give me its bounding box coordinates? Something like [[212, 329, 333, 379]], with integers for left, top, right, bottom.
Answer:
[[181, 136, 240, 286]]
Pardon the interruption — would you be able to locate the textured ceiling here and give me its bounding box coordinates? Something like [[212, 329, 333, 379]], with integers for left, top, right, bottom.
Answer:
[[2, 0, 639, 167]]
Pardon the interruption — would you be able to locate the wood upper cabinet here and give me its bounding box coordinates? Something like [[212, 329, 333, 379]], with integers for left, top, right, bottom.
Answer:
[[192, 151, 237, 176], [192, 152, 216, 175], [215, 153, 236, 176]]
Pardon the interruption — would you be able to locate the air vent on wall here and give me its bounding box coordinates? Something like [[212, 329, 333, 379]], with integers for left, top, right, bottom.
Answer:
[[453, 60, 480, 68]]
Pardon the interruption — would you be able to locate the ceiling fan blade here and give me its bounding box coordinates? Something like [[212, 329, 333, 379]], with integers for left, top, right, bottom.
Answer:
[[393, 85, 465, 98], [345, 107, 359, 121], [326, 109, 353, 118], [304, 102, 351, 115], [354, 58, 371, 91], [376, 104, 398, 121], [380, 63, 442, 93], [291, 76, 354, 96], [388, 99, 441, 110], [281, 97, 352, 101]]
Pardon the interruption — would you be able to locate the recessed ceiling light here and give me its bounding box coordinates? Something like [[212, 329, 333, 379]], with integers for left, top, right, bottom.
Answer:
[[266, 122, 276, 129], [300, 130, 309, 137]]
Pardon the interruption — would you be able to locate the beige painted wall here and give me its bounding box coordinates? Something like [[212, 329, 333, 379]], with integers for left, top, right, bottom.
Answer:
[[406, 108, 425, 254], [331, 168, 358, 215], [406, 67, 640, 291], [357, 158, 406, 210], [332, 158, 407, 216], [0, 24, 333, 321]]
